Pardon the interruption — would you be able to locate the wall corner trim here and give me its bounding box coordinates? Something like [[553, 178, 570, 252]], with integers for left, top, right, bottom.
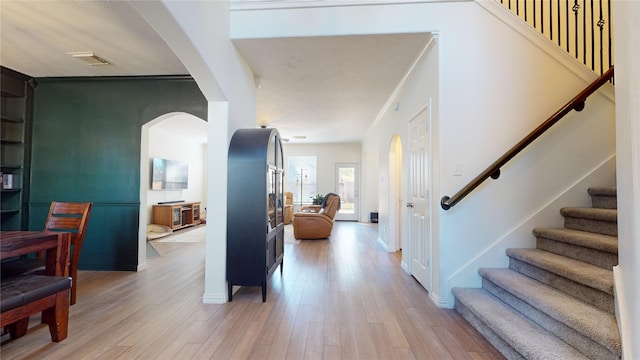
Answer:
[[613, 265, 632, 360]]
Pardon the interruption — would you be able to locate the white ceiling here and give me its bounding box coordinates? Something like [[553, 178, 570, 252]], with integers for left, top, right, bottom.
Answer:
[[0, 1, 430, 144], [0, 1, 188, 77]]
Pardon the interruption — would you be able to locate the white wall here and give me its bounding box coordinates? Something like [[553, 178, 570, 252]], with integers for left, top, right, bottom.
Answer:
[[147, 124, 207, 218], [283, 142, 361, 215], [231, 1, 616, 307], [361, 145, 380, 228], [368, 36, 439, 263], [132, 0, 257, 304], [612, 1, 640, 358]]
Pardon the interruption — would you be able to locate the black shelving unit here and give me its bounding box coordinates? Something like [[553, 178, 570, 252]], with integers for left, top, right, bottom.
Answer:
[[226, 128, 284, 302], [1, 67, 36, 230]]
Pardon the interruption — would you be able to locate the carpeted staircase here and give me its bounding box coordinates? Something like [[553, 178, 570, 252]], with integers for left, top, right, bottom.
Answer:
[[453, 187, 621, 359]]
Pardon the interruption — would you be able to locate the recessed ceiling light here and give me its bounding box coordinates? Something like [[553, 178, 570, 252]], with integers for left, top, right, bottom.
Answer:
[[67, 51, 112, 66], [293, 135, 306, 139]]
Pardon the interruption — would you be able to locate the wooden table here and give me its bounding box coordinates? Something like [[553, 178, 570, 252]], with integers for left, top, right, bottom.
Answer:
[[0, 231, 71, 277]]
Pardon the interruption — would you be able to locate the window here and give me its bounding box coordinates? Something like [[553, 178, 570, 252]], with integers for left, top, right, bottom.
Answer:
[[287, 155, 317, 206]]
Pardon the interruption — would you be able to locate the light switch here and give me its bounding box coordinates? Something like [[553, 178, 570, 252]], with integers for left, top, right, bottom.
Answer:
[[453, 162, 462, 176]]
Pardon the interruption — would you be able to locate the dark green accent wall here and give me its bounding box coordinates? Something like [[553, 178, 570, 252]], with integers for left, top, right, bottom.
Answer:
[[30, 76, 207, 271]]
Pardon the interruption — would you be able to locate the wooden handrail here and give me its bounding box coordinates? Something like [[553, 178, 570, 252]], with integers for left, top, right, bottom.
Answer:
[[441, 66, 614, 210]]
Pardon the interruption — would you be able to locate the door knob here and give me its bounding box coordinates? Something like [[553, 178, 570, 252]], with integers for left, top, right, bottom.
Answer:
[[406, 202, 414, 208]]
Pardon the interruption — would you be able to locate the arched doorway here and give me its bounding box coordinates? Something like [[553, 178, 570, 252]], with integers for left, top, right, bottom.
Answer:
[[138, 112, 207, 269]]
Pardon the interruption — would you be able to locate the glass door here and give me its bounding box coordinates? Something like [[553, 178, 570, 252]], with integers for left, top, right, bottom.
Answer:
[[172, 206, 181, 227], [335, 163, 359, 221], [193, 204, 200, 221]]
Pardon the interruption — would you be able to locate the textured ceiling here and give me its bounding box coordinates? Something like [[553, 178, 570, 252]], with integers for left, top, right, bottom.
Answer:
[[0, 1, 187, 77], [233, 34, 430, 143], [0, 1, 430, 143]]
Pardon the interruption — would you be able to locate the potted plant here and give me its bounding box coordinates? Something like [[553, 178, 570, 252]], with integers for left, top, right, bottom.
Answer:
[[311, 194, 324, 205]]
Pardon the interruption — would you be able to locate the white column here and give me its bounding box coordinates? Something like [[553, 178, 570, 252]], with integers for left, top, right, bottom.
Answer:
[[612, 1, 640, 358], [203, 101, 229, 303]]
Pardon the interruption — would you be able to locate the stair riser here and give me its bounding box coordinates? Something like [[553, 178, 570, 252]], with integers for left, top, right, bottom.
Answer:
[[482, 278, 618, 360], [564, 217, 617, 236], [587, 187, 617, 209], [591, 196, 617, 210], [509, 258, 614, 314], [454, 299, 524, 360], [536, 238, 618, 269]]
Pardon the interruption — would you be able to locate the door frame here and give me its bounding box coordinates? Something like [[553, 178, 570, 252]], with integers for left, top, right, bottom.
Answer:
[[334, 163, 359, 221], [388, 135, 403, 252], [406, 104, 432, 292]]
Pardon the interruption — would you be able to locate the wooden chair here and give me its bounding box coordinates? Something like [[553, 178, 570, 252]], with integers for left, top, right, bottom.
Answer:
[[1, 202, 92, 305], [43, 202, 92, 305]]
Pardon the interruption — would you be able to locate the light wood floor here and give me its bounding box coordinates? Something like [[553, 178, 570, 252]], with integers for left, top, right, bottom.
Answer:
[[1, 222, 504, 360]]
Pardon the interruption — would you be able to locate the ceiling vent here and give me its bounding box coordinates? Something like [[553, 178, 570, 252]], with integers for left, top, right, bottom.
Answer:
[[67, 51, 112, 66]]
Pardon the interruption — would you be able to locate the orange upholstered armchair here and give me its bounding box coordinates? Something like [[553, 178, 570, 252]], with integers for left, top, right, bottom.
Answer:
[[293, 193, 340, 240]]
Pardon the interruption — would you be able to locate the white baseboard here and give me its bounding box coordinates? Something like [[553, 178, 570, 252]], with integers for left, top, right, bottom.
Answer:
[[429, 291, 452, 309], [401, 260, 409, 274], [202, 293, 227, 304], [377, 236, 389, 251]]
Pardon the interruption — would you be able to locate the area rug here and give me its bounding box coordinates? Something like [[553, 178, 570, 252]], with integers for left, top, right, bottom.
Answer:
[[155, 224, 299, 244], [284, 224, 300, 244], [155, 225, 206, 243], [146, 242, 161, 258]]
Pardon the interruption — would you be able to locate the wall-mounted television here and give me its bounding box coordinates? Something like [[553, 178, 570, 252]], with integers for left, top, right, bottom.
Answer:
[[151, 157, 189, 190]]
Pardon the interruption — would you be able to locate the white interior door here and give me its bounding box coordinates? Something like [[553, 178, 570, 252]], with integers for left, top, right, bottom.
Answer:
[[335, 163, 359, 221], [408, 107, 431, 290]]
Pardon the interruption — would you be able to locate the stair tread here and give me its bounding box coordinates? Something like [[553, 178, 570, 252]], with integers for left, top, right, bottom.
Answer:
[[561, 207, 617, 221], [506, 248, 613, 294], [533, 227, 618, 254], [479, 268, 621, 353], [453, 287, 590, 360]]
